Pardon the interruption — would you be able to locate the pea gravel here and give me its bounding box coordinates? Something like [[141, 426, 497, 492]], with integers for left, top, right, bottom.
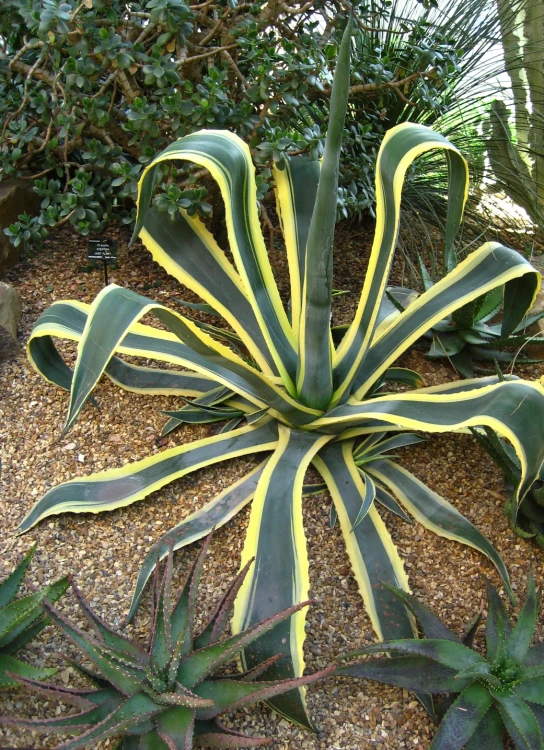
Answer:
[[0, 220, 542, 749]]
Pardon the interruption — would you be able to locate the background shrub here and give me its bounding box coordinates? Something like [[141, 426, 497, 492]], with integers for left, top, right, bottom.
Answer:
[[0, 0, 523, 255]]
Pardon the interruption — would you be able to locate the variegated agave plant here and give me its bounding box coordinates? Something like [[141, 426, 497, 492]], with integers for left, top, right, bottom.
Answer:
[[2, 535, 332, 748], [17, 20, 544, 728]]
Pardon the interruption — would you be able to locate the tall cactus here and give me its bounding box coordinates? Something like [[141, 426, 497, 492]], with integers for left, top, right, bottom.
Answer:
[[487, 0, 544, 230]]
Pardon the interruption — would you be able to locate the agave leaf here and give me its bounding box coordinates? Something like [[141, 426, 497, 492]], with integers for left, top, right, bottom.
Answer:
[[525, 642, 544, 667], [355, 433, 425, 461], [366, 459, 513, 600], [43, 601, 147, 696], [0, 655, 57, 688], [351, 473, 375, 532], [431, 682, 493, 750], [373, 484, 413, 524], [296, 17, 352, 410], [515, 677, 544, 704], [1, 615, 50, 654], [0, 696, 123, 733], [462, 611, 483, 649], [382, 584, 460, 642], [504, 572, 541, 663], [354, 638, 483, 671], [337, 655, 460, 693], [194, 558, 254, 650], [486, 580, 513, 664], [129, 462, 267, 624], [121, 732, 169, 749], [0, 573, 68, 654], [495, 693, 544, 750], [0, 577, 69, 649], [155, 705, 195, 749], [177, 600, 312, 689], [54, 692, 163, 750], [171, 298, 220, 318], [463, 705, 504, 750], [193, 666, 335, 721], [71, 581, 147, 663], [150, 548, 174, 672], [0, 546, 36, 609], [236, 654, 283, 682], [194, 718, 271, 747]]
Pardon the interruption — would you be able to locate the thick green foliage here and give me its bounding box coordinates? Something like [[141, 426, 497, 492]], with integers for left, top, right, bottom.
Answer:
[[338, 575, 544, 750], [0, 0, 513, 253], [1, 535, 332, 748], [0, 545, 69, 688]]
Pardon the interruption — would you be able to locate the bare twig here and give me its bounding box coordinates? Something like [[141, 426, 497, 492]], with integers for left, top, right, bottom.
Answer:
[[180, 43, 238, 65]]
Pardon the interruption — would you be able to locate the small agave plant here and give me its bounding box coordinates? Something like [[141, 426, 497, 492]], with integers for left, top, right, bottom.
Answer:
[[338, 575, 544, 750], [411, 258, 544, 379], [1, 535, 333, 748], [0, 545, 68, 688]]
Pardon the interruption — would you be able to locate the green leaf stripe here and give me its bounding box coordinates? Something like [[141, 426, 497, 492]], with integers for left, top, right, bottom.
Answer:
[[296, 18, 352, 410], [333, 124, 469, 403], [16, 421, 278, 533], [127, 460, 269, 622], [141, 207, 277, 376], [312, 380, 544, 503], [314, 443, 413, 641], [273, 156, 320, 334], [366, 458, 513, 599], [232, 426, 331, 729], [62, 286, 319, 433], [135, 130, 298, 387], [352, 242, 540, 398]]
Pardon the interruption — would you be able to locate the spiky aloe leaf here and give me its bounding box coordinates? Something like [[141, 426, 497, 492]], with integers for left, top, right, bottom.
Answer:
[[1, 535, 331, 748], [0, 548, 68, 687], [338, 577, 544, 749]]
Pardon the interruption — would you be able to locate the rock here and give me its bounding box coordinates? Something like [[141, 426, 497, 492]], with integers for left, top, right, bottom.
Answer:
[[0, 282, 21, 361], [525, 257, 544, 358], [0, 179, 41, 278]]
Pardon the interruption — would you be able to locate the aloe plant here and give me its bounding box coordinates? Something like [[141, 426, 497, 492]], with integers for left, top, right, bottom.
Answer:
[[16, 20, 544, 727], [1, 535, 333, 748], [0, 545, 68, 688], [412, 259, 544, 378], [338, 575, 544, 750]]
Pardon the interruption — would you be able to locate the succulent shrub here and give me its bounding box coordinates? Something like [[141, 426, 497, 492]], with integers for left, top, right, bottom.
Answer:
[[17, 21, 544, 728], [410, 258, 544, 378], [338, 574, 544, 750], [0, 545, 68, 687], [0, 0, 523, 252], [2, 535, 333, 748], [473, 427, 544, 548]]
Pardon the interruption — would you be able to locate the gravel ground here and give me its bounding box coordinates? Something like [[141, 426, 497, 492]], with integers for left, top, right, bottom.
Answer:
[[0, 218, 543, 749]]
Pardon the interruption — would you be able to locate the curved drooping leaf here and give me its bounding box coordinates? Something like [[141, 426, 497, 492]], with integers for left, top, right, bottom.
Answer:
[[135, 130, 298, 387], [17, 421, 278, 533], [312, 380, 544, 503], [141, 207, 277, 376], [351, 242, 540, 398], [59, 285, 319, 434], [232, 427, 331, 729], [366, 458, 513, 598], [127, 460, 269, 622], [314, 443, 414, 641], [333, 124, 469, 403]]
